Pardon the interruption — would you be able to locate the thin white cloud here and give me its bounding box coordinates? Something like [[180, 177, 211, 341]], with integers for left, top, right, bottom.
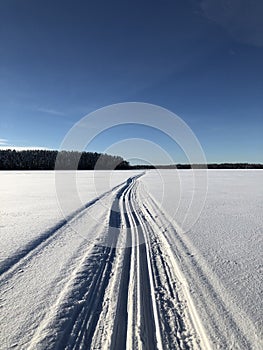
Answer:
[[0, 138, 53, 150], [0, 138, 8, 145], [200, 0, 263, 47], [0, 145, 54, 151], [36, 107, 66, 116]]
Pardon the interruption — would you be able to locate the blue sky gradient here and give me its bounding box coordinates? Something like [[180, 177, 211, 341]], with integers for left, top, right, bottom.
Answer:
[[0, 0, 262, 163]]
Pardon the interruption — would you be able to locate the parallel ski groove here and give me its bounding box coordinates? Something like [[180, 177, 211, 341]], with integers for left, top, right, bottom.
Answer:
[[8, 173, 207, 350], [0, 180, 127, 281]]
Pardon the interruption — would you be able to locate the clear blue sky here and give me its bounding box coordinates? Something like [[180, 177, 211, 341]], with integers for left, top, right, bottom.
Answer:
[[0, 0, 262, 163]]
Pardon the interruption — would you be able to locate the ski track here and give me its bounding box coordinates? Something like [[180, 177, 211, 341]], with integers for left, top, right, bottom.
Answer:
[[2, 172, 257, 349], [0, 179, 128, 282], [1, 173, 206, 350], [140, 183, 261, 350]]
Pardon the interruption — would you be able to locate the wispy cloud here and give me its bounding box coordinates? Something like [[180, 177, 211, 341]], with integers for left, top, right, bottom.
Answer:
[[0, 137, 54, 151], [36, 107, 66, 116], [0, 138, 8, 145], [0, 145, 54, 151]]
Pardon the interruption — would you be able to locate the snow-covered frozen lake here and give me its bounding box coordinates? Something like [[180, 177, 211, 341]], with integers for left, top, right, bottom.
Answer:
[[142, 169, 263, 348], [0, 170, 262, 349]]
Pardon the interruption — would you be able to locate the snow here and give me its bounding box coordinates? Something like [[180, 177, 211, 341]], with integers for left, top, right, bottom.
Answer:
[[141, 169, 263, 348], [0, 170, 262, 349], [0, 171, 139, 268]]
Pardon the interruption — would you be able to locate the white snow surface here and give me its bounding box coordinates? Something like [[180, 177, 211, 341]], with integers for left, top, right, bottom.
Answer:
[[0, 170, 139, 266], [142, 169, 263, 348], [0, 170, 262, 349]]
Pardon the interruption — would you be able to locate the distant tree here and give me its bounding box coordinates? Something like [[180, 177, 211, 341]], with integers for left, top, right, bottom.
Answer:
[[0, 150, 130, 170]]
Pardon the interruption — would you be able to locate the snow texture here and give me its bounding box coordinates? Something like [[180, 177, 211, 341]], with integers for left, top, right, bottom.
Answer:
[[0, 170, 262, 349]]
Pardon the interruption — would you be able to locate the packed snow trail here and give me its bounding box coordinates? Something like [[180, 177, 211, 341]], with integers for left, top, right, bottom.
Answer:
[[7, 171, 261, 350], [0, 173, 206, 349], [138, 179, 261, 350], [1, 170, 262, 350], [0, 178, 129, 279]]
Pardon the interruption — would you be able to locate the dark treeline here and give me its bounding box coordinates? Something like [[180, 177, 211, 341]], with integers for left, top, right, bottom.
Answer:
[[132, 163, 263, 169], [1, 150, 262, 170], [0, 150, 130, 170]]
